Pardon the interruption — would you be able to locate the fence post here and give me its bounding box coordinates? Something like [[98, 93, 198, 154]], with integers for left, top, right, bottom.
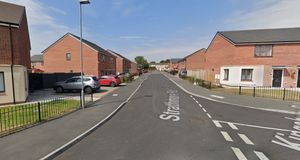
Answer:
[[209, 82, 212, 89], [283, 88, 286, 100], [253, 87, 256, 97], [239, 86, 242, 95], [38, 102, 42, 122]]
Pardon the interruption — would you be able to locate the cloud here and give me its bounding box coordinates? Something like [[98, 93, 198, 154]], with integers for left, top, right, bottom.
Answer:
[[227, 0, 300, 29], [2, 0, 73, 55]]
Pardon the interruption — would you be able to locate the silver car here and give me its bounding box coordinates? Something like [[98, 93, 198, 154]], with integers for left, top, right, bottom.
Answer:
[[53, 76, 100, 93]]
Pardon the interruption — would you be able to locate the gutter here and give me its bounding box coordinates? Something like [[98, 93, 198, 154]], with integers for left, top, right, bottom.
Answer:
[[9, 24, 16, 104]]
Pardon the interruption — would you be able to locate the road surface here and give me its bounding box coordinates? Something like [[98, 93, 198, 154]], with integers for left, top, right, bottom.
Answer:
[[55, 72, 300, 160]]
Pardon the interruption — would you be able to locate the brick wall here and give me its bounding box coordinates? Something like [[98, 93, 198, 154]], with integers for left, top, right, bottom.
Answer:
[[43, 35, 99, 77], [130, 62, 138, 74], [98, 51, 116, 76], [186, 49, 206, 70], [204, 34, 300, 87], [116, 56, 124, 74], [0, 12, 31, 68]]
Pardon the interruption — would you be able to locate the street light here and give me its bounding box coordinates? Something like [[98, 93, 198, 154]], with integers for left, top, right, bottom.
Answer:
[[79, 0, 90, 109]]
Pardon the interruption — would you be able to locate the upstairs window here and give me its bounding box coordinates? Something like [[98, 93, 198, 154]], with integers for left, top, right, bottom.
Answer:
[[224, 69, 229, 80], [241, 69, 253, 81], [0, 72, 5, 92], [101, 54, 106, 62], [66, 53, 71, 61], [255, 45, 272, 57]]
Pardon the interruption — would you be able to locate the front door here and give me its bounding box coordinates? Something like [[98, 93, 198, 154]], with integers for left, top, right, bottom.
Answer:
[[297, 70, 300, 88], [272, 69, 283, 87]]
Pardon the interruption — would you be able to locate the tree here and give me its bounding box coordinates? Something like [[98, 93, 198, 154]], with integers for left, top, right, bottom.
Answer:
[[159, 59, 170, 64], [135, 56, 149, 70]]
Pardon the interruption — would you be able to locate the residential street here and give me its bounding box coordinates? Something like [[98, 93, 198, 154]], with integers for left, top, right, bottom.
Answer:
[[54, 72, 300, 160]]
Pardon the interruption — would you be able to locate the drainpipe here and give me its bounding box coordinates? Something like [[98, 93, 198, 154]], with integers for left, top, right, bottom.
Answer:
[[9, 25, 16, 104]]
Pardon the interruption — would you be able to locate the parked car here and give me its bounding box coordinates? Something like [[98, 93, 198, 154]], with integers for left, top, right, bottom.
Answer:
[[179, 69, 187, 78], [98, 75, 121, 87], [53, 76, 100, 93]]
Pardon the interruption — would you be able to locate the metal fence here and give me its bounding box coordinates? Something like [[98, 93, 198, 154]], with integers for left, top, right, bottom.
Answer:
[[180, 75, 300, 102], [236, 86, 300, 101], [0, 95, 96, 135]]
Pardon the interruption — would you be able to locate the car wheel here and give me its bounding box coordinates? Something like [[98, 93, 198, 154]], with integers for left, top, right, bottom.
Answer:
[[84, 86, 93, 94], [55, 86, 63, 93], [110, 82, 116, 87]]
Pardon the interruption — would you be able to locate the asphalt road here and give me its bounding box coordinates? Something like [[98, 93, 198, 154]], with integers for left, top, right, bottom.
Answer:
[[54, 72, 300, 160]]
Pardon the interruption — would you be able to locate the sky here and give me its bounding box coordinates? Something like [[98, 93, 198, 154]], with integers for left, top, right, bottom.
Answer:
[[3, 0, 300, 62]]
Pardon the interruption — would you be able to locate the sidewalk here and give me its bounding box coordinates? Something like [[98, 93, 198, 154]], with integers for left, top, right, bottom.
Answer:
[[0, 76, 145, 160], [164, 73, 300, 114]]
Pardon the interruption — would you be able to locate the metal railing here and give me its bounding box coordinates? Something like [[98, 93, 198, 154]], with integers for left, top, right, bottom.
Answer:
[[180, 75, 300, 102], [0, 97, 84, 135], [236, 86, 300, 101]]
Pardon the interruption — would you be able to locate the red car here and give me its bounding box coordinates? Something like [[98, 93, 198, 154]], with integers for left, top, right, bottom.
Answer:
[[98, 75, 121, 87]]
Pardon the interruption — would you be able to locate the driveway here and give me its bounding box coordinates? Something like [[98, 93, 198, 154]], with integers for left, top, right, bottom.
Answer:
[[27, 84, 125, 102]]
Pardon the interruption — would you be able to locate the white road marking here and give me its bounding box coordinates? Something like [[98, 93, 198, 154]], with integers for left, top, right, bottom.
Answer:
[[210, 95, 224, 99], [190, 95, 193, 98], [164, 73, 298, 115], [206, 113, 212, 119], [112, 94, 118, 97], [40, 77, 145, 160], [231, 147, 248, 160], [228, 122, 239, 130], [212, 120, 222, 128], [202, 108, 207, 112], [216, 120, 294, 132], [195, 100, 199, 104], [221, 131, 233, 142], [276, 132, 285, 136], [254, 151, 270, 160], [238, 134, 254, 145], [198, 104, 203, 108]]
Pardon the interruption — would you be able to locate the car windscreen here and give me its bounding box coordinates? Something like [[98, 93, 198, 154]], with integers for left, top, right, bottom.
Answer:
[[92, 77, 98, 81]]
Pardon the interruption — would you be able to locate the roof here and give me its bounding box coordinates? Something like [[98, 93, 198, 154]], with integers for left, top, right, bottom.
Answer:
[[106, 49, 130, 61], [68, 33, 108, 53], [181, 48, 206, 61], [31, 55, 43, 62], [170, 58, 182, 63], [219, 27, 300, 45], [42, 33, 112, 56], [0, 1, 25, 26]]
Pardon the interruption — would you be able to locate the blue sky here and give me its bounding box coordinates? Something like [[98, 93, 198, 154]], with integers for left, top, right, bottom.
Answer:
[[4, 0, 300, 62]]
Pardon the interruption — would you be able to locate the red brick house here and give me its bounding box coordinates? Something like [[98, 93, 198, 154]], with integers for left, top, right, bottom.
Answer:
[[107, 49, 132, 74], [169, 58, 182, 71], [0, 1, 31, 105], [180, 48, 212, 80], [200, 28, 300, 88], [130, 62, 138, 74], [31, 54, 44, 73], [43, 33, 116, 78]]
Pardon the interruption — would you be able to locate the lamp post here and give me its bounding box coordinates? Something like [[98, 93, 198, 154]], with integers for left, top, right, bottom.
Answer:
[[79, 0, 90, 109]]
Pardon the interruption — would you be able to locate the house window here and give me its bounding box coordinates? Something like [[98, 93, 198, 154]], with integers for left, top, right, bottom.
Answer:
[[101, 54, 106, 62], [241, 69, 253, 81], [66, 53, 71, 61], [0, 72, 5, 92], [110, 57, 114, 64], [255, 45, 272, 57], [224, 69, 229, 80]]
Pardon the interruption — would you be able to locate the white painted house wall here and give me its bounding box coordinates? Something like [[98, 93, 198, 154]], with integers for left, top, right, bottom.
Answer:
[[220, 65, 264, 87]]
